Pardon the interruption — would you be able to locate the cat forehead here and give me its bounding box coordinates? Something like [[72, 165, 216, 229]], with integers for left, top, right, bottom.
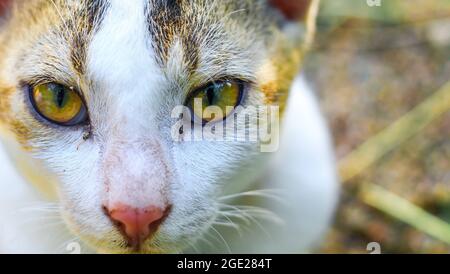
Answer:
[[9, 0, 275, 92], [146, 0, 273, 67], [57, 1, 267, 66]]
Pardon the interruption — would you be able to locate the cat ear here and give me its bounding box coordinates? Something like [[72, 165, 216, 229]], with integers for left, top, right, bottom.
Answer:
[[0, 0, 12, 17], [269, 0, 314, 21]]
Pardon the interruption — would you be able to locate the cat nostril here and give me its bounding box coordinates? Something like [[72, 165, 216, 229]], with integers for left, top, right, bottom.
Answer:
[[103, 204, 171, 250]]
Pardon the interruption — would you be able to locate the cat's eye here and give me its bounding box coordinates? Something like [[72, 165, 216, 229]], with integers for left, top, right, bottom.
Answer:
[[187, 80, 243, 123], [29, 83, 88, 126]]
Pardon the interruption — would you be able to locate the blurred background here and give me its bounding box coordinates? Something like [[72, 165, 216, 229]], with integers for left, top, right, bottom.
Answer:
[[303, 0, 450, 253]]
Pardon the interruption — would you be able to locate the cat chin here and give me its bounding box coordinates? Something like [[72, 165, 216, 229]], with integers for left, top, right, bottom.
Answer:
[[82, 236, 188, 254], [91, 244, 176, 255], [64, 213, 200, 254]]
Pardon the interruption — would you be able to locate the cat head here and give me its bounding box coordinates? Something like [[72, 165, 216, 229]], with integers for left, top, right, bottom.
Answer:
[[0, 0, 318, 253]]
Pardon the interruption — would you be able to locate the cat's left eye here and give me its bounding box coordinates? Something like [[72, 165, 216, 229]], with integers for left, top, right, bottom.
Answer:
[[186, 80, 244, 124], [29, 83, 88, 126]]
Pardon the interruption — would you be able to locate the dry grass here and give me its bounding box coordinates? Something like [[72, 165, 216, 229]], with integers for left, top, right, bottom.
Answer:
[[305, 0, 450, 253]]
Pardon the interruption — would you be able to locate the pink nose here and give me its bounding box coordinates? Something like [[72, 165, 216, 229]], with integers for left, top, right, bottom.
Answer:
[[104, 204, 170, 249]]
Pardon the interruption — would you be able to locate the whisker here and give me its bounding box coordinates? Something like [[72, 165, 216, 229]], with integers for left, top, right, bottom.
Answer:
[[17, 219, 66, 234], [219, 204, 284, 224], [230, 206, 284, 225], [219, 8, 247, 24], [217, 203, 285, 240], [219, 189, 286, 204], [16, 214, 64, 225], [18, 207, 61, 214], [228, 210, 271, 240], [213, 221, 240, 230], [217, 210, 251, 225], [219, 205, 266, 236], [16, 204, 61, 219], [199, 229, 222, 253], [210, 226, 232, 254], [198, 232, 217, 252], [214, 209, 243, 235], [185, 240, 201, 254]]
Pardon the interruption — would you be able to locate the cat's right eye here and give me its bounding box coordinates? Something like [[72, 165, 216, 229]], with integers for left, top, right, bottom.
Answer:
[[186, 80, 244, 124], [29, 83, 88, 126]]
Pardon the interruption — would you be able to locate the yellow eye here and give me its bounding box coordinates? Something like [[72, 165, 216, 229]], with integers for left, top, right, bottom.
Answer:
[[187, 81, 243, 123], [30, 83, 88, 126]]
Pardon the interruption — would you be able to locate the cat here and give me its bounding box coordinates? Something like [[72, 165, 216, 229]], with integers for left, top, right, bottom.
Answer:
[[0, 0, 338, 254]]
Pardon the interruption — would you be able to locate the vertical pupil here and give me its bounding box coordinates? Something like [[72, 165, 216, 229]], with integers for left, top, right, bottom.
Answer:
[[54, 86, 66, 108], [206, 85, 217, 105]]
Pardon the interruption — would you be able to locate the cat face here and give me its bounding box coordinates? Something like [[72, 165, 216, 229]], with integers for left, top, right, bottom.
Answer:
[[0, 0, 316, 253]]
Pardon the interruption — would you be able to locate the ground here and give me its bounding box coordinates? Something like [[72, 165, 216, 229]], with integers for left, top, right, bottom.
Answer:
[[304, 0, 450, 253]]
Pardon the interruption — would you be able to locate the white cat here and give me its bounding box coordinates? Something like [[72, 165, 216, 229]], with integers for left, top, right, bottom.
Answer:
[[0, 0, 338, 253]]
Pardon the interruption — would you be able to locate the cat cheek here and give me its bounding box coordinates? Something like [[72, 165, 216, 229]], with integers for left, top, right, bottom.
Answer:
[[0, 86, 13, 124], [0, 85, 36, 149]]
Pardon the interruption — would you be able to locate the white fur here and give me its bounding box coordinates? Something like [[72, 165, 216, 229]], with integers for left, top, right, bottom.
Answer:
[[0, 76, 338, 253], [0, 142, 74, 253], [0, 1, 338, 253], [215, 77, 339, 253], [88, 0, 170, 211]]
